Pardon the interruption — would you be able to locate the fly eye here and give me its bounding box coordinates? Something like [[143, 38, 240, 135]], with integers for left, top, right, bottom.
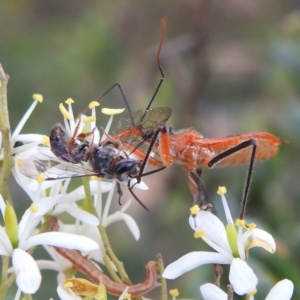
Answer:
[[115, 161, 138, 175]]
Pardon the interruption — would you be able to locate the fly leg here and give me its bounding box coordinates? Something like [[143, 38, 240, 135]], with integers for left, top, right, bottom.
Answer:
[[67, 118, 82, 158], [82, 128, 96, 162], [208, 139, 257, 220]]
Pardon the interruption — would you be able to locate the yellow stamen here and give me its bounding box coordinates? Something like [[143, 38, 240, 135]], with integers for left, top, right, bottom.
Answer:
[[32, 94, 43, 103], [124, 293, 132, 299], [36, 174, 45, 184], [82, 116, 96, 124], [17, 159, 24, 167], [194, 230, 205, 238], [89, 101, 100, 109], [217, 186, 227, 195], [59, 103, 73, 120], [42, 135, 50, 145], [170, 289, 179, 297], [101, 108, 125, 115], [190, 205, 200, 215], [246, 223, 256, 231], [65, 98, 74, 104], [235, 219, 246, 228], [30, 204, 38, 213]]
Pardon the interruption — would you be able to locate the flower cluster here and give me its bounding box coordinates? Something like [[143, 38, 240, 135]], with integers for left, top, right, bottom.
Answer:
[[0, 92, 294, 300], [1, 96, 145, 299], [162, 187, 294, 299]]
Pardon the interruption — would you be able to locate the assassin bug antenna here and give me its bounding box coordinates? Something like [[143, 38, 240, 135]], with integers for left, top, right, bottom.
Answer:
[[144, 17, 167, 112], [79, 17, 167, 123]]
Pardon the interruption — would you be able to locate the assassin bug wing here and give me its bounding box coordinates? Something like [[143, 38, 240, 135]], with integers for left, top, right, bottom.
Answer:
[[112, 106, 172, 154], [136, 106, 172, 132], [18, 146, 97, 180]]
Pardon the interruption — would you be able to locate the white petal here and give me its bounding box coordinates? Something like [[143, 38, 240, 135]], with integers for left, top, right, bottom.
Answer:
[[163, 251, 232, 279], [265, 279, 294, 300], [119, 213, 140, 240], [125, 179, 148, 190], [229, 258, 258, 295], [0, 194, 6, 217], [0, 226, 13, 255], [120, 198, 132, 212], [23, 232, 99, 251], [34, 195, 62, 216], [12, 249, 41, 294], [12, 100, 39, 137], [53, 204, 99, 226], [100, 115, 113, 143], [64, 181, 113, 204], [190, 211, 231, 254], [76, 226, 105, 263], [243, 228, 276, 253], [0, 243, 11, 256], [200, 283, 227, 300], [11, 134, 45, 144], [43, 244, 72, 270], [57, 283, 82, 300], [18, 210, 42, 249], [36, 259, 63, 271], [104, 207, 139, 240], [118, 286, 130, 300]]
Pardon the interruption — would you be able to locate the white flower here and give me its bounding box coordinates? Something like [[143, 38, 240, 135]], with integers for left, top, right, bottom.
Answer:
[[200, 278, 294, 300], [0, 94, 44, 161], [6, 97, 145, 295], [0, 195, 99, 295], [55, 183, 140, 266], [163, 187, 276, 296]]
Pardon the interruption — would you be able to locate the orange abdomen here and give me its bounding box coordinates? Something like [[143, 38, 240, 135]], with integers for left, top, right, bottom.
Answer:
[[166, 129, 281, 170]]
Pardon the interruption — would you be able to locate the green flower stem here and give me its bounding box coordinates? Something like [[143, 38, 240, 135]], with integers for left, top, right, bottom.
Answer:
[[102, 254, 122, 283], [82, 177, 97, 217], [0, 256, 16, 300], [98, 225, 132, 286], [79, 179, 137, 295], [80, 179, 135, 293], [157, 254, 168, 300], [0, 64, 13, 205]]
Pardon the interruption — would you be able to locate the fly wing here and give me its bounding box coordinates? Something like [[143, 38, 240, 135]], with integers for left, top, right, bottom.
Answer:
[[18, 146, 97, 180], [113, 106, 172, 154]]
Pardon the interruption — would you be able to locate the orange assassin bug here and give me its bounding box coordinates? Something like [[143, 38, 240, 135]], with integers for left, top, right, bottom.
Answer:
[[102, 18, 282, 218]]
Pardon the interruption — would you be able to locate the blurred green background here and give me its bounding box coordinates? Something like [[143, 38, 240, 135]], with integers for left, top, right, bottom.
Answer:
[[1, 0, 300, 299]]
